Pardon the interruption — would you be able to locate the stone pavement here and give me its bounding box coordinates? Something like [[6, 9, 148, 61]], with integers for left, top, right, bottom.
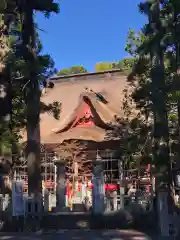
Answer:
[[0, 230, 153, 240]]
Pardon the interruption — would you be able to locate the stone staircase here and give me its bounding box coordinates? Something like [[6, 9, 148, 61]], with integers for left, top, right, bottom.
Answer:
[[41, 209, 133, 230]]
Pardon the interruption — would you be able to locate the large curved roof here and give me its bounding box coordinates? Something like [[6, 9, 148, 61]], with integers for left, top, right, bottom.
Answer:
[[43, 126, 106, 143], [23, 70, 128, 143]]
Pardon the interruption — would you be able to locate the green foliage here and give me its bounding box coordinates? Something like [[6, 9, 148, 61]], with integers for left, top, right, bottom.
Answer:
[[0, 122, 12, 155], [57, 65, 87, 76], [105, 1, 180, 186], [0, 1, 60, 156], [0, 0, 60, 14], [116, 58, 135, 73], [95, 62, 116, 72], [116, 0, 180, 190], [94, 59, 135, 73]]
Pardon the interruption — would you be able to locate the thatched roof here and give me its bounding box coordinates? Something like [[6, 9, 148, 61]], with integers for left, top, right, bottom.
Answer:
[[23, 70, 128, 143], [50, 91, 119, 133], [43, 126, 107, 143]]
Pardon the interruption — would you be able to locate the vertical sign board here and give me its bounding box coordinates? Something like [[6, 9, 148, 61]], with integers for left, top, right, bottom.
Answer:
[[92, 163, 105, 214], [113, 191, 118, 211], [44, 189, 49, 212], [157, 191, 169, 236], [56, 161, 66, 210], [81, 183, 86, 202], [12, 181, 24, 216]]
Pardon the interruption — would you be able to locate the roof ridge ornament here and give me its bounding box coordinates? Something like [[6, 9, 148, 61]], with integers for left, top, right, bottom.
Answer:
[[84, 87, 108, 104]]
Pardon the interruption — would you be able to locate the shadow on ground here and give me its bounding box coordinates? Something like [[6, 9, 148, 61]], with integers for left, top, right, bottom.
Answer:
[[40, 204, 157, 238], [0, 203, 157, 238], [0, 229, 151, 240]]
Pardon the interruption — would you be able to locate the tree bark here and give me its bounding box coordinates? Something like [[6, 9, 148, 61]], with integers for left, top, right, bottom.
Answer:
[[175, 5, 180, 170], [22, 4, 41, 195], [149, 1, 172, 190]]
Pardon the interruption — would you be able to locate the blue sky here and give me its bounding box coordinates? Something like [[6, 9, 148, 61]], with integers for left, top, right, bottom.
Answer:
[[36, 0, 146, 72]]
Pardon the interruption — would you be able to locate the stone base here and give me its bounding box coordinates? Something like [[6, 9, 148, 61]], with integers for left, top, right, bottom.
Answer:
[[41, 210, 133, 230]]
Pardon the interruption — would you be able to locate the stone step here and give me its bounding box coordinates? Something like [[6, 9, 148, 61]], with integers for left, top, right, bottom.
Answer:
[[41, 211, 132, 230]]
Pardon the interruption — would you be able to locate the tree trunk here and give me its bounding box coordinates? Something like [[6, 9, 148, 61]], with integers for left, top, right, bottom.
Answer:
[[149, 1, 172, 190], [22, 5, 41, 195], [175, 5, 180, 170], [26, 87, 41, 195]]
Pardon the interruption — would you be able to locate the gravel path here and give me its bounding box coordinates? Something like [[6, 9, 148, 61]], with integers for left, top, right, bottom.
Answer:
[[0, 230, 152, 240]]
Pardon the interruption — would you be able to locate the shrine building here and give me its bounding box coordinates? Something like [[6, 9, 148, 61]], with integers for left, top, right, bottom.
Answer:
[[40, 70, 127, 182], [19, 69, 129, 191]]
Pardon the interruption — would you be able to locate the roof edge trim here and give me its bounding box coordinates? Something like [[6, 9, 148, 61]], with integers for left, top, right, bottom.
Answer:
[[48, 69, 127, 82]]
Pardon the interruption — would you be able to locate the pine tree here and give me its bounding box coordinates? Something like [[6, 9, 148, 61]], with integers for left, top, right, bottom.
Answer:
[[0, 1, 60, 194]]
